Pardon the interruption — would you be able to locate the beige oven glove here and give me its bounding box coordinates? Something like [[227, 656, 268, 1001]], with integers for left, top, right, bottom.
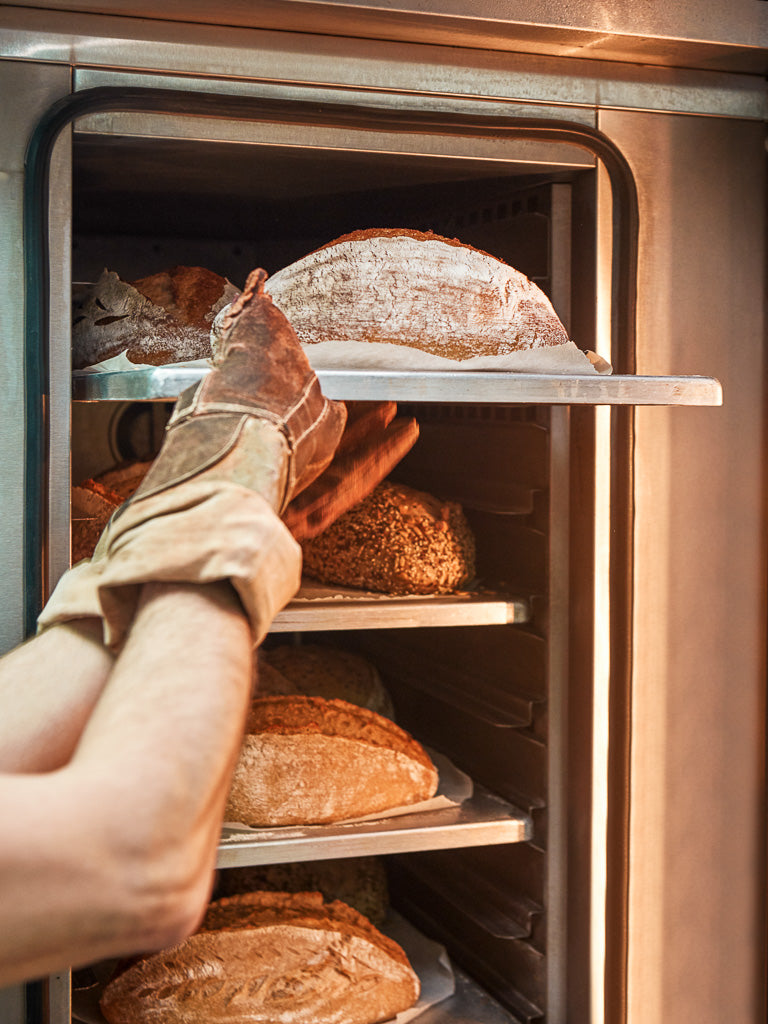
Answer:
[[38, 269, 346, 650]]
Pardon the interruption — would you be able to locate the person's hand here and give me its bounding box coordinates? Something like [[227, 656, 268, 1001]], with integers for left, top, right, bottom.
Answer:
[[132, 268, 346, 514], [282, 401, 419, 541]]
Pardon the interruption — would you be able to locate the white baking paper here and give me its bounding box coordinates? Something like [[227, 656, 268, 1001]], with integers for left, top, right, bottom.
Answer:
[[383, 911, 456, 1023], [76, 339, 611, 376], [300, 338, 610, 374], [74, 351, 213, 373]]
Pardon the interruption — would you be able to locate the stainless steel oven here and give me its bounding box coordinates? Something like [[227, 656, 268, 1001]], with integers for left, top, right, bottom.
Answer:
[[0, 4, 765, 1022]]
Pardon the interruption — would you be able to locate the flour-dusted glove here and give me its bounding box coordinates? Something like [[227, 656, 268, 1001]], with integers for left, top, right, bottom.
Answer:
[[282, 401, 419, 541], [38, 269, 346, 649]]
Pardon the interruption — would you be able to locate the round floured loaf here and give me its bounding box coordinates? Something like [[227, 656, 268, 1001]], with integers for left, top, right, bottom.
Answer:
[[301, 479, 475, 596], [259, 644, 394, 719], [263, 227, 570, 361], [99, 890, 419, 1024], [225, 695, 438, 826]]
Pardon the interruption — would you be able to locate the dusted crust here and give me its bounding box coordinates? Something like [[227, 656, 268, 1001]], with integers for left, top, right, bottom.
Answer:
[[225, 696, 438, 826], [265, 227, 570, 361], [301, 480, 475, 596], [72, 265, 239, 368], [100, 891, 420, 1024]]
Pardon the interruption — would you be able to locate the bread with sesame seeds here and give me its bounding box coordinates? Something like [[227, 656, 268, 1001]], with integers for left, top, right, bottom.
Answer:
[[300, 479, 475, 595]]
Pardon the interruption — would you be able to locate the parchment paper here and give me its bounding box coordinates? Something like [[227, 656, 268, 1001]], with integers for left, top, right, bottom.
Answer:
[[75, 339, 611, 375]]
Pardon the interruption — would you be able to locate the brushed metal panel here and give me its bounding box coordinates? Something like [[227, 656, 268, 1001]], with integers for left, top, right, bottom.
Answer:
[[0, 59, 70, 654], [0, 8, 763, 118], [600, 108, 767, 1024], [2, 0, 768, 72]]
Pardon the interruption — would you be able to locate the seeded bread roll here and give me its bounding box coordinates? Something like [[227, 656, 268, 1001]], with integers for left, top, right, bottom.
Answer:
[[262, 227, 570, 361], [99, 891, 419, 1024], [260, 644, 394, 718], [215, 856, 389, 926], [225, 695, 438, 826], [301, 479, 475, 596]]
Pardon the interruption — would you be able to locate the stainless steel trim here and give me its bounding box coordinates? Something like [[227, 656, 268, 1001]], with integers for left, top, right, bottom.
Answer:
[[72, 368, 724, 406], [217, 786, 530, 868], [0, 59, 70, 654], [2, 2, 768, 81], [46, 126, 72, 603], [0, 8, 765, 118]]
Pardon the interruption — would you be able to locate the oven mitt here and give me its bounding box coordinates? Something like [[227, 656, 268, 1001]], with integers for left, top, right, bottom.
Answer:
[[38, 269, 346, 650], [282, 401, 420, 541]]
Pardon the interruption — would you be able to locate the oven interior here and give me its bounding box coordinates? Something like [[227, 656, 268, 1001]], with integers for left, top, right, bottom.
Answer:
[[68, 127, 600, 1024]]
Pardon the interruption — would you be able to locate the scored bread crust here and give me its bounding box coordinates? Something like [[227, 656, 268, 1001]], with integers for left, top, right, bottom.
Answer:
[[100, 891, 420, 1024], [265, 227, 570, 361], [72, 265, 239, 368], [225, 696, 438, 826]]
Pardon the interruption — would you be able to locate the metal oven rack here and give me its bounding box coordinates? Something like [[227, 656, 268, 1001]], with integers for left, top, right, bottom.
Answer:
[[66, 366, 719, 1024]]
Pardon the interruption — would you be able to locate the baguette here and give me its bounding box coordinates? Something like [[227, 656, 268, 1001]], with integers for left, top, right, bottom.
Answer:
[[99, 890, 419, 1024], [225, 695, 438, 826]]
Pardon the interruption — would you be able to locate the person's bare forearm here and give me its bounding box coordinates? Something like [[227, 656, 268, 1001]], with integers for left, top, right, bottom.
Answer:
[[0, 619, 115, 772], [0, 580, 253, 987], [69, 579, 253, 918]]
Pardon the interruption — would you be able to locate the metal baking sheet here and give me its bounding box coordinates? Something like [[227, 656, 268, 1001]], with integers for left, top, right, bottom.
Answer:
[[271, 583, 528, 632], [72, 366, 723, 406], [217, 784, 530, 868]]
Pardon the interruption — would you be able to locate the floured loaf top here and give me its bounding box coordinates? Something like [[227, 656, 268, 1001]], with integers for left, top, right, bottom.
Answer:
[[265, 228, 570, 361]]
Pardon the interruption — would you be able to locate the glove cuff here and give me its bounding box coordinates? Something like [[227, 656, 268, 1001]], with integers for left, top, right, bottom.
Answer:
[[39, 483, 301, 650]]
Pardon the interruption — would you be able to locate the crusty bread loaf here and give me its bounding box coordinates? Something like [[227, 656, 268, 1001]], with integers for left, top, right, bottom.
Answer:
[[215, 856, 389, 926], [264, 227, 570, 361], [225, 695, 438, 826], [301, 479, 475, 596], [73, 265, 239, 368], [71, 461, 151, 562], [99, 890, 419, 1024], [259, 644, 394, 719]]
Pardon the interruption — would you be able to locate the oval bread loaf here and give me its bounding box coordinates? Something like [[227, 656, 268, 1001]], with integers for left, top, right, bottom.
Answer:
[[99, 890, 419, 1024], [300, 479, 475, 596], [263, 227, 570, 361], [225, 695, 438, 826]]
